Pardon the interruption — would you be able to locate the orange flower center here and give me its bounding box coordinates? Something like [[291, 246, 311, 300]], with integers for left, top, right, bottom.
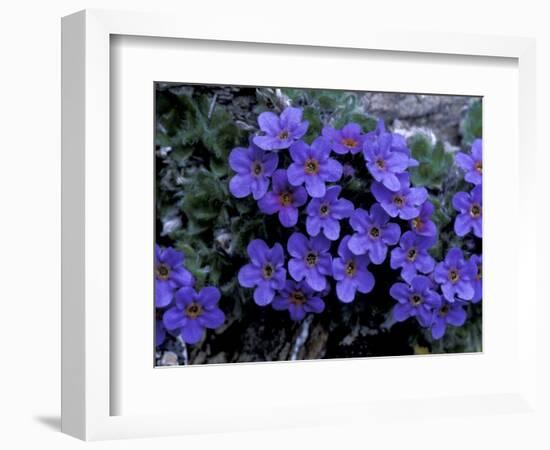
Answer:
[[341, 137, 358, 149]]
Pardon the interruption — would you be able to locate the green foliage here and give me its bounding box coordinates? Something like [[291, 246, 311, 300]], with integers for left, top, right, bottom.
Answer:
[[280, 88, 377, 133], [408, 134, 454, 189], [460, 99, 482, 145]]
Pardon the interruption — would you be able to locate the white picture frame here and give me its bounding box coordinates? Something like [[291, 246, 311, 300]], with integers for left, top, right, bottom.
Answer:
[[61, 9, 539, 441]]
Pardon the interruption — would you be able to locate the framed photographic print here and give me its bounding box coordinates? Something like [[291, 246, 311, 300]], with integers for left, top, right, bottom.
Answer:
[[153, 83, 483, 367], [62, 8, 540, 442]]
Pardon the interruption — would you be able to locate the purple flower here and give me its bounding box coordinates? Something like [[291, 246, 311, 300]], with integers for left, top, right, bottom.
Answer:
[[434, 248, 477, 302], [455, 138, 482, 185], [332, 235, 375, 303], [410, 201, 437, 237], [348, 204, 401, 264], [237, 239, 286, 306], [369, 119, 418, 166], [229, 142, 278, 200], [156, 319, 166, 346], [305, 185, 354, 241], [258, 169, 308, 227], [371, 173, 428, 220], [390, 231, 436, 283], [272, 280, 325, 321], [253, 107, 309, 151], [287, 232, 332, 291], [470, 254, 482, 303], [163, 286, 225, 345], [322, 122, 365, 155], [287, 137, 343, 198], [430, 300, 467, 340], [453, 184, 482, 238], [363, 119, 418, 191], [390, 276, 442, 327], [155, 245, 194, 308]]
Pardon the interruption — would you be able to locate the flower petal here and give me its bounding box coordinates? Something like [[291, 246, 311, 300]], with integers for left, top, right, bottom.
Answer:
[[156, 280, 175, 308], [163, 307, 187, 331], [180, 319, 204, 344], [198, 307, 225, 329]]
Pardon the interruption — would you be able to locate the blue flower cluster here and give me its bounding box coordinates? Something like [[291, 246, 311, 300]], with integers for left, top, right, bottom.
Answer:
[[154, 245, 225, 345], [227, 107, 482, 339]]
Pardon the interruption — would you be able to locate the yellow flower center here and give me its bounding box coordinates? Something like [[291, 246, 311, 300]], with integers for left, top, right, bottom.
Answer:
[[369, 227, 380, 238], [304, 159, 320, 175], [305, 252, 318, 267], [449, 269, 459, 283], [407, 249, 417, 261], [470, 204, 481, 218], [155, 263, 170, 281], [393, 195, 404, 207], [278, 130, 289, 140], [410, 294, 423, 306], [290, 291, 306, 305], [185, 302, 202, 319], [280, 192, 293, 207], [252, 162, 263, 176], [345, 260, 356, 276], [263, 263, 274, 279], [475, 161, 482, 173], [319, 204, 330, 217]]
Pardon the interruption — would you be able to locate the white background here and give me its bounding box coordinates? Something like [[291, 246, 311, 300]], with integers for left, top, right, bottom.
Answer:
[[0, 0, 548, 449]]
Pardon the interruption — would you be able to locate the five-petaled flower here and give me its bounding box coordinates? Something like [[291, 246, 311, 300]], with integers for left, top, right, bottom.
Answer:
[[470, 254, 482, 303], [433, 248, 477, 302], [332, 235, 375, 303], [258, 169, 308, 227], [455, 138, 482, 185], [272, 280, 325, 321], [155, 245, 194, 308], [390, 276, 442, 327], [322, 122, 365, 155], [287, 137, 343, 198], [409, 201, 438, 238], [253, 107, 309, 151], [238, 239, 286, 306], [390, 231, 436, 283], [453, 184, 482, 238], [367, 119, 418, 168], [287, 232, 333, 291], [163, 286, 225, 345], [430, 299, 467, 339], [363, 120, 417, 191], [305, 185, 354, 241], [348, 204, 401, 264], [228, 142, 279, 200], [371, 173, 428, 220]]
